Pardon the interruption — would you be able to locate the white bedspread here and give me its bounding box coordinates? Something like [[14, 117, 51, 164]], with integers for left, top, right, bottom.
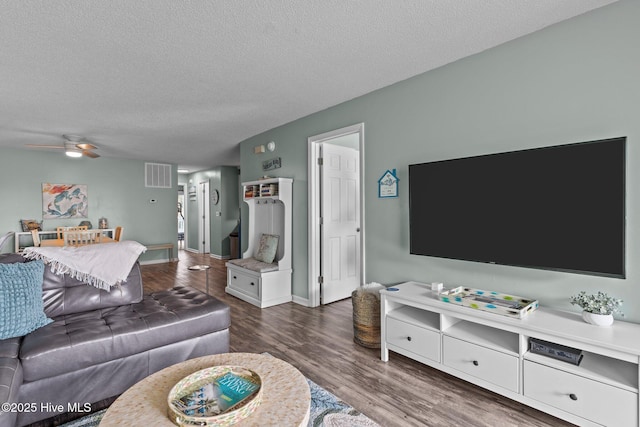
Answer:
[[23, 240, 147, 291]]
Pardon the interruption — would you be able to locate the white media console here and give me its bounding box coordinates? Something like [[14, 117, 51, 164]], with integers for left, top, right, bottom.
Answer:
[[381, 281, 640, 427]]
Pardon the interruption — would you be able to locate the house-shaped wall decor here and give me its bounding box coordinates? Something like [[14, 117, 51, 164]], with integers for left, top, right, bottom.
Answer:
[[378, 169, 399, 198]]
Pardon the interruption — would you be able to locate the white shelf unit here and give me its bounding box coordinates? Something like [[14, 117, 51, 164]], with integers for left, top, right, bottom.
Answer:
[[225, 178, 292, 308], [381, 281, 640, 427]]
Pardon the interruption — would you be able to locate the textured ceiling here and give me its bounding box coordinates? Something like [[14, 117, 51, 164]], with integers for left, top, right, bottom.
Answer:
[[0, 0, 617, 172]]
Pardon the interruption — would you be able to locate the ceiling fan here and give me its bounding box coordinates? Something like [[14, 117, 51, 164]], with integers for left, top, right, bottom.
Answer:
[[26, 134, 100, 158]]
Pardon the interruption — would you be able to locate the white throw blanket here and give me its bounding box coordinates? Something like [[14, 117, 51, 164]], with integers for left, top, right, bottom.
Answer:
[[23, 240, 147, 291]]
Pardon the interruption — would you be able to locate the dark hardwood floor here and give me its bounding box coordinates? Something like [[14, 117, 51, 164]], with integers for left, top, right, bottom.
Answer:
[[139, 250, 574, 427]]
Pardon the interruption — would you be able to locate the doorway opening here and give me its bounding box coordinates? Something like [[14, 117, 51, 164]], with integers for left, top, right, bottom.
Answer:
[[178, 185, 185, 250], [198, 181, 210, 254], [308, 123, 365, 306]]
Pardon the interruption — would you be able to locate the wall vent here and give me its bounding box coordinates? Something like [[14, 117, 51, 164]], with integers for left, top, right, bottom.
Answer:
[[145, 163, 172, 188]]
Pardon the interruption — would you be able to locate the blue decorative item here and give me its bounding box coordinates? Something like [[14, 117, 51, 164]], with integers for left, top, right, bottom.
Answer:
[[0, 260, 52, 340], [378, 169, 399, 198]]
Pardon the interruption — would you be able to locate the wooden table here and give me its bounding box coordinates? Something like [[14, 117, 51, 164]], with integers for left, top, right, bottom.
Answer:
[[100, 353, 310, 427], [14, 229, 115, 252], [40, 236, 116, 247]]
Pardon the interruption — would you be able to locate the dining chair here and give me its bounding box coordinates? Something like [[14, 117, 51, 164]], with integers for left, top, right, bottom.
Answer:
[[114, 226, 123, 241], [56, 226, 89, 239], [30, 229, 41, 247], [63, 230, 102, 246]]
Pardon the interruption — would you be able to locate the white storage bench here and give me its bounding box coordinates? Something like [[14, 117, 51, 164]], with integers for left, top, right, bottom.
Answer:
[[225, 178, 293, 308]]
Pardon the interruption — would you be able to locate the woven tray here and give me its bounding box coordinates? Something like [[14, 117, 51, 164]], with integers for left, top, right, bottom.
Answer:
[[167, 366, 262, 426]]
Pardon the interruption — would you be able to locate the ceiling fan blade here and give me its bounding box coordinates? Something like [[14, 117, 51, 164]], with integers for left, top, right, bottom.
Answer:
[[25, 144, 65, 149], [76, 143, 97, 150], [25, 135, 99, 158], [82, 150, 100, 158]]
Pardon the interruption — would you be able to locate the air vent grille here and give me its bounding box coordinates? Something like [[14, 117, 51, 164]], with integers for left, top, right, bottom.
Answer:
[[145, 163, 172, 188]]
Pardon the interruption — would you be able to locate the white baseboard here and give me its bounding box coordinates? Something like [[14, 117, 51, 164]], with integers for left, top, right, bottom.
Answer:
[[139, 258, 174, 265], [209, 253, 231, 260], [292, 294, 310, 307]]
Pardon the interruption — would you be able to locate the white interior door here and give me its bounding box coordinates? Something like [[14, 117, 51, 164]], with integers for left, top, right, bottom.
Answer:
[[199, 181, 210, 253], [321, 143, 361, 303]]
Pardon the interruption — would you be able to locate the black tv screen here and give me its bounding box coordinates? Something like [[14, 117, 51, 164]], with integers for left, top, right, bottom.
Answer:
[[409, 137, 626, 278]]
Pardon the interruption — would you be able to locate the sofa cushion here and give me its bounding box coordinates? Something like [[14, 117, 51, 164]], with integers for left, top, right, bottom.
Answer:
[[0, 357, 22, 427], [0, 337, 21, 359], [0, 253, 26, 265], [0, 260, 52, 340], [19, 286, 230, 382], [42, 261, 144, 318]]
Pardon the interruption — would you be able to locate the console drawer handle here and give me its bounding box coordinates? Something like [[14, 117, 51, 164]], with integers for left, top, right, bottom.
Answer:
[[472, 360, 479, 366], [407, 336, 412, 342], [569, 394, 578, 401], [250, 282, 255, 286], [233, 276, 237, 279]]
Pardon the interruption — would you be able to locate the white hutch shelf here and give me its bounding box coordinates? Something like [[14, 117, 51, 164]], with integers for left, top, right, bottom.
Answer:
[[225, 178, 292, 308], [381, 281, 640, 427]]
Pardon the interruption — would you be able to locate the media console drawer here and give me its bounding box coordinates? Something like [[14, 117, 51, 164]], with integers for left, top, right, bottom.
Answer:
[[386, 317, 440, 362], [443, 336, 518, 393], [524, 360, 638, 427]]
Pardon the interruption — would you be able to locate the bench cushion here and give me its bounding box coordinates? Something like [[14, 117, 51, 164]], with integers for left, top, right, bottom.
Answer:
[[19, 286, 230, 382], [227, 257, 278, 273]]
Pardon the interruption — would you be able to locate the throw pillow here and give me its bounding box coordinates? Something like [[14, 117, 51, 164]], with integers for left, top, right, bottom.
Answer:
[[0, 260, 52, 340], [254, 233, 279, 264]]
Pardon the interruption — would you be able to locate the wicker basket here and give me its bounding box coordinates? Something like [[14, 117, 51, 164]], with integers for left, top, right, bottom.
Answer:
[[352, 289, 381, 348]]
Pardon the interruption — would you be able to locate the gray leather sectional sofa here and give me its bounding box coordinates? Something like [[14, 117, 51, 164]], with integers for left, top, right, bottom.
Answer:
[[0, 253, 231, 426]]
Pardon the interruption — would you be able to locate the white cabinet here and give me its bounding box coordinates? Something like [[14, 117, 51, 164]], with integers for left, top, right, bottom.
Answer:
[[386, 316, 441, 363], [524, 360, 637, 427], [381, 281, 640, 427], [443, 336, 519, 393], [225, 178, 292, 308]]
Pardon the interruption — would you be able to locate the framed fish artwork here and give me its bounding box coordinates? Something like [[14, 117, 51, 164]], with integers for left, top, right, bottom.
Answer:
[[42, 183, 88, 219]]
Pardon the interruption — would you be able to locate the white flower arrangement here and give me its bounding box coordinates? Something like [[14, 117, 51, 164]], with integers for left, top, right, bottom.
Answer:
[[570, 291, 623, 316]]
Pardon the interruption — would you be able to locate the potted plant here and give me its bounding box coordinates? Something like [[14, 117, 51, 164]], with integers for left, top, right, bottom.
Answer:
[[570, 291, 623, 327]]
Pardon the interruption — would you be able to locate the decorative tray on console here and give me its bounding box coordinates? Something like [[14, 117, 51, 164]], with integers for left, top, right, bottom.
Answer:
[[438, 286, 539, 319], [167, 365, 262, 426]]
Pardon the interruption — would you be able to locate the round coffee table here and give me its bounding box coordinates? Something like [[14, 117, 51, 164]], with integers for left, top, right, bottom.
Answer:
[[100, 353, 310, 426]]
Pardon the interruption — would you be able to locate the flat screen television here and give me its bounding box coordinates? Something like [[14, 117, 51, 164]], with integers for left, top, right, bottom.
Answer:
[[409, 137, 626, 278]]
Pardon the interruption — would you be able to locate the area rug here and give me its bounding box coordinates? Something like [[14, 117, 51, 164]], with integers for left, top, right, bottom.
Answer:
[[60, 378, 379, 427]]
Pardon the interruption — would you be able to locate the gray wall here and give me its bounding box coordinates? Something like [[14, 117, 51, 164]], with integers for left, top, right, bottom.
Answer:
[[0, 148, 177, 262], [239, 0, 640, 321], [184, 167, 239, 257]]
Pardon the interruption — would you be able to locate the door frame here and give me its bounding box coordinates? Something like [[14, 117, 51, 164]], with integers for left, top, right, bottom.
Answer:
[[308, 123, 365, 307], [198, 180, 210, 254]]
